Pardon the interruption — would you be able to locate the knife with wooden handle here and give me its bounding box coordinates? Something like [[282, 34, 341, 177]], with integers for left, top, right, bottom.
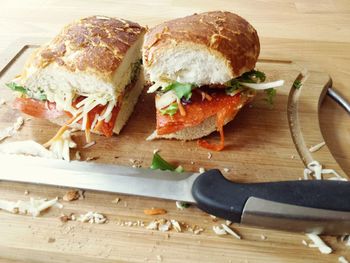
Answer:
[[0, 153, 349, 235]]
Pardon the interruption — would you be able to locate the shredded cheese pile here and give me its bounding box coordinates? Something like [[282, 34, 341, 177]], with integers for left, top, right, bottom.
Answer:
[[0, 197, 62, 217]]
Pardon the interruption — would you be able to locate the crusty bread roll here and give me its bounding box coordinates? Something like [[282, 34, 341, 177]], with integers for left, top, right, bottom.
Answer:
[[15, 16, 145, 135], [143, 11, 259, 146], [143, 11, 260, 86]]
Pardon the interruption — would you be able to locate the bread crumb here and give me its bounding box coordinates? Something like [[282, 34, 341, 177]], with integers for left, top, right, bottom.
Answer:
[[129, 159, 143, 168], [24, 190, 29, 195], [112, 198, 120, 204], [48, 237, 55, 243], [63, 190, 80, 202], [77, 211, 106, 224], [207, 152, 212, 159], [260, 235, 267, 240], [86, 156, 99, 161], [156, 255, 163, 262], [190, 161, 195, 165], [309, 142, 326, 153], [223, 168, 230, 173], [199, 167, 205, 173]]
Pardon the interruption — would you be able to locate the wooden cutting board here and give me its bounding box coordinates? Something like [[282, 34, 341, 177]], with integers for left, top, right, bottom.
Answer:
[[0, 39, 348, 263]]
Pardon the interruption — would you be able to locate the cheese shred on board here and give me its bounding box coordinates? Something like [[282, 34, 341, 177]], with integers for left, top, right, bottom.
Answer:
[[0, 197, 62, 217], [306, 233, 332, 254]]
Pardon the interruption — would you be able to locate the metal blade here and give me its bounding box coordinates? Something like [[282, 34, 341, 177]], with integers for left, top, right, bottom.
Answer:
[[241, 197, 350, 235], [0, 154, 199, 203]]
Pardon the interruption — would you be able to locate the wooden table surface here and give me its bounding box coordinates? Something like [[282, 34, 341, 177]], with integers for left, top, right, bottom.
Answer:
[[0, 1, 350, 262]]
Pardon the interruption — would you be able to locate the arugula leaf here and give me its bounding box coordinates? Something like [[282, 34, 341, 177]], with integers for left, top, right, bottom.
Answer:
[[150, 152, 184, 174], [160, 103, 178, 116], [163, 82, 193, 100], [6, 82, 27, 94], [176, 201, 190, 209], [293, 80, 302, 89], [238, 70, 266, 83], [225, 79, 241, 94], [36, 93, 47, 101], [6, 82, 47, 101], [150, 152, 176, 171], [264, 88, 277, 105]]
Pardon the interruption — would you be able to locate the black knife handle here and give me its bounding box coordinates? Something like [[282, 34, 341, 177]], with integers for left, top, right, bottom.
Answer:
[[191, 169, 350, 222]]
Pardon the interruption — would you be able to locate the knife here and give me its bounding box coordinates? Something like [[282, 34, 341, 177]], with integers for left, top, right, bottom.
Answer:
[[0, 153, 349, 235]]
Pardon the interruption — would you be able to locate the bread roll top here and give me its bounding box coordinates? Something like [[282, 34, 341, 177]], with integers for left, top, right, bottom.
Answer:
[[143, 11, 260, 84], [22, 16, 145, 82]]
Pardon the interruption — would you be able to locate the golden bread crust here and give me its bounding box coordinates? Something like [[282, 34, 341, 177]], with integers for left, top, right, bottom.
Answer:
[[143, 11, 260, 77], [25, 16, 145, 80]]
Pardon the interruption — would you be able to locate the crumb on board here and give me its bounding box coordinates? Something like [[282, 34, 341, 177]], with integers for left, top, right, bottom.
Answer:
[[86, 156, 99, 161], [144, 208, 167, 215], [129, 159, 143, 168], [112, 198, 120, 204], [207, 152, 212, 159], [77, 211, 106, 224], [62, 190, 80, 202], [48, 237, 56, 243], [83, 141, 96, 149]]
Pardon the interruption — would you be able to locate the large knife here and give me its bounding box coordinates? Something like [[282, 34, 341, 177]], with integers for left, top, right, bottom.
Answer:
[[0, 153, 349, 235]]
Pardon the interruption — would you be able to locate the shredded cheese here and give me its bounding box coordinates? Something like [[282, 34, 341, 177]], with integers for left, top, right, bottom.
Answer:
[[0, 197, 61, 217], [221, 224, 241, 239], [177, 98, 186, 116], [309, 142, 326, 153], [212, 225, 227, 235], [0, 116, 24, 142], [303, 160, 347, 181], [49, 130, 77, 161], [339, 256, 349, 263], [306, 233, 332, 254], [0, 140, 55, 158]]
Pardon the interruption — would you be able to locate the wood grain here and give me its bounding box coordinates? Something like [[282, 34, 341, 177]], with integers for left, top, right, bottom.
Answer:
[[0, 1, 349, 262]]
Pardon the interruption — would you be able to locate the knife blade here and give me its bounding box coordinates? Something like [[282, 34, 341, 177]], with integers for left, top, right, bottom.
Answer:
[[1, 153, 350, 235]]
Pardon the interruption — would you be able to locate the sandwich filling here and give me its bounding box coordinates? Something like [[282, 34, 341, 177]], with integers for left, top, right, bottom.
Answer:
[[7, 59, 142, 143], [148, 70, 284, 151]]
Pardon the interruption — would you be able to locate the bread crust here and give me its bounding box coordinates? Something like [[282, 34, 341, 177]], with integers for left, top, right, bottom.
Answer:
[[22, 16, 145, 81], [143, 11, 260, 79]]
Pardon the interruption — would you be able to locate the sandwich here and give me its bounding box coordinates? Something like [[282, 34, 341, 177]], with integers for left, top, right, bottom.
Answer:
[[6, 16, 145, 146], [143, 11, 283, 151]]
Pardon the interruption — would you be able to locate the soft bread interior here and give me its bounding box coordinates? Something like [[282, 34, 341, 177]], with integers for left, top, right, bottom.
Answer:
[[145, 42, 233, 86], [113, 69, 144, 134], [23, 35, 144, 107]]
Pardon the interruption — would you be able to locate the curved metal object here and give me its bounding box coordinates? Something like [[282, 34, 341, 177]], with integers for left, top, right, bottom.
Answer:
[[327, 87, 350, 114]]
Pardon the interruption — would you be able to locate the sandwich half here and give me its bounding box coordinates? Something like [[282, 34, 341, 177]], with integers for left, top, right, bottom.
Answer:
[[7, 16, 145, 144], [143, 11, 265, 151]]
